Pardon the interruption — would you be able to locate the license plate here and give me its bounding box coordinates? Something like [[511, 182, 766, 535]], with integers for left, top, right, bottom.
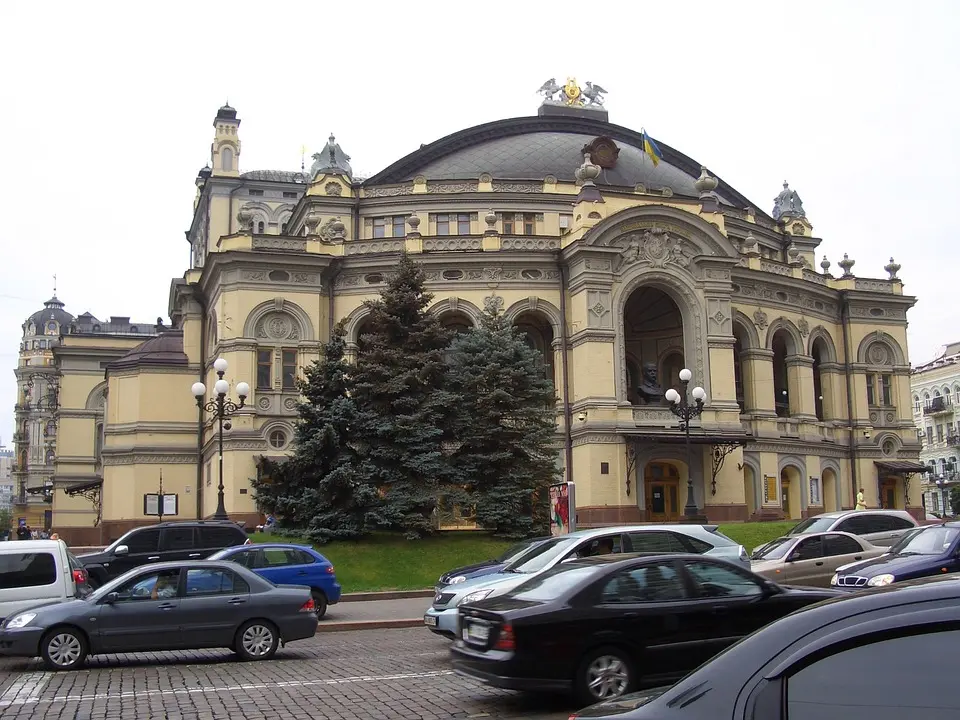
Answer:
[[464, 622, 489, 642], [423, 614, 437, 627]]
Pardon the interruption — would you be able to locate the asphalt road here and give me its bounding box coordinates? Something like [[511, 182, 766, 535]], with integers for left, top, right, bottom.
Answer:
[[0, 627, 574, 719]]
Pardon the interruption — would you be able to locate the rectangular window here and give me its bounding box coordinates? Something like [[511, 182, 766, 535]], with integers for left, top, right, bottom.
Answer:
[[0, 552, 56, 589], [283, 191, 297, 199], [436, 214, 450, 235], [281, 349, 297, 389], [866, 375, 876, 406], [880, 374, 892, 406], [257, 350, 273, 389], [502, 214, 514, 234], [372, 217, 387, 238], [457, 213, 471, 234], [938, 425, 945, 443], [927, 427, 934, 445], [523, 213, 535, 235], [248, 189, 263, 196], [392, 216, 406, 238]]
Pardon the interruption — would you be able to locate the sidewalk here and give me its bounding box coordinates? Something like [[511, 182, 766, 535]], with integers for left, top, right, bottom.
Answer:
[[319, 595, 433, 632]]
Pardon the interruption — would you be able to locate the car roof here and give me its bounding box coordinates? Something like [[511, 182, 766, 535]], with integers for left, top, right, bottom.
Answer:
[[0, 539, 66, 550], [561, 552, 722, 569], [811, 509, 912, 520], [222, 542, 313, 551], [565, 524, 719, 538]]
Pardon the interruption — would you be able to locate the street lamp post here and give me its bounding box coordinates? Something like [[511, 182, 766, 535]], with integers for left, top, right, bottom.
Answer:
[[192, 358, 249, 521], [665, 368, 708, 521]]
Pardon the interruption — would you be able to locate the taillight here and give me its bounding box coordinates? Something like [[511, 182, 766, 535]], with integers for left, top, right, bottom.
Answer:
[[493, 622, 515, 651], [325, 565, 335, 574], [72, 569, 87, 585], [299, 598, 316, 613]]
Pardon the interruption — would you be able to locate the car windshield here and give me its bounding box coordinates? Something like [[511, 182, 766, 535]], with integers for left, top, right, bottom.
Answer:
[[787, 517, 836, 535], [503, 536, 578, 574], [497, 539, 543, 564], [508, 566, 598, 601], [892, 526, 960, 556], [750, 537, 794, 561], [886, 527, 926, 554]]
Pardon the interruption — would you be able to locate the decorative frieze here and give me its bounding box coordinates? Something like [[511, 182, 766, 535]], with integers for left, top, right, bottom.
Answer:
[[252, 237, 307, 253], [425, 182, 479, 193], [802, 270, 827, 286], [344, 240, 405, 255], [849, 305, 907, 320], [492, 181, 543, 193], [855, 279, 894, 293], [101, 454, 197, 466], [365, 185, 414, 197], [732, 280, 838, 319], [423, 237, 483, 252], [241, 269, 319, 285], [760, 261, 792, 277], [501, 237, 560, 251], [587, 290, 613, 329]]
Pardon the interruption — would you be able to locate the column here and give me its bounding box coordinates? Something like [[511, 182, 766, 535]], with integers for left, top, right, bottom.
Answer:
[[786, 355, 818, 421], [741, 349, 776, 417]]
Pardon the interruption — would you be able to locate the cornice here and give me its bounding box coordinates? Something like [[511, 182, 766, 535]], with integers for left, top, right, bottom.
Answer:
[[101, 453, 197, 466], [569, 329, 616, 348]]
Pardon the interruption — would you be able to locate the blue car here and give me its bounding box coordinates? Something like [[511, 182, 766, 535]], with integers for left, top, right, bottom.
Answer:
[[209, 543, 341, 618], [832, 522, 960, 590]]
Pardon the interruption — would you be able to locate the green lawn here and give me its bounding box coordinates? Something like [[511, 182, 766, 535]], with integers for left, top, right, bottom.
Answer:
[[252, 520, 797, 593]]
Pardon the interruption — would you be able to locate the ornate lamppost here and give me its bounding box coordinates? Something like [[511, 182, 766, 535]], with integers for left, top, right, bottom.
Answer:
[[664, 368, 707, 520], [191, 358, 249, 521]]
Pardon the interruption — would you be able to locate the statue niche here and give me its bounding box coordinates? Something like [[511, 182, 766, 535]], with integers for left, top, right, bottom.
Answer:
[[624, 286, 685, 405]]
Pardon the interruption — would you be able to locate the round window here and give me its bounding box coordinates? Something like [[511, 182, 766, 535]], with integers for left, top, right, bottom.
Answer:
[[882, 439, 896, 456], [268, 430, 287, 449]]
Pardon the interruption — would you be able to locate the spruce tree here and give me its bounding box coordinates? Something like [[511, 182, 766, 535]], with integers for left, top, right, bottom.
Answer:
[[251, 323, 378, 541], [349, 252, 460, 538], [447, 308, 560, 538]]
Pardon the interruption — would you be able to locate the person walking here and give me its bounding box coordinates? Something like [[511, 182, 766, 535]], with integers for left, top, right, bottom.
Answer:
[[855, 487, 866, 510]]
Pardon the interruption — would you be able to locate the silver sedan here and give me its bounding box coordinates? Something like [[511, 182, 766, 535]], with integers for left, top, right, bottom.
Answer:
[[750, 531, 885, 587]]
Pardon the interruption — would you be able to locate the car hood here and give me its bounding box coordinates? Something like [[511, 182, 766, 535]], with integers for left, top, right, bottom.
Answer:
[[453, 572, 528, 598], [440, 561, 503, 582], [573, 686, 671, 717], [6, 598, 89, 625], [837, 553, 947, 577], [778, 584, 845, 599], [750, 559, 783, 574]]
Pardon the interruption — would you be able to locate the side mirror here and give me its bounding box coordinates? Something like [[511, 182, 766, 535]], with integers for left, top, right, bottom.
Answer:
[[114, 545, 129, 556], [103, 592, 119, 604]]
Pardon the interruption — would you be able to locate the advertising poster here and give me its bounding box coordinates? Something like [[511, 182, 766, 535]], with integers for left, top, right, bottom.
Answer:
[[549, 482, 576, 536]]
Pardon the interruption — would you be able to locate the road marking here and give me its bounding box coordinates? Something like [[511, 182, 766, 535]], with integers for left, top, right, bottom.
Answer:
[[1, 669, 456, 706], [0, 671, 51, 707]]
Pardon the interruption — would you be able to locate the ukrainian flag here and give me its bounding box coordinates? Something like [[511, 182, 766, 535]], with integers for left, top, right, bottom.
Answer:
[[640, 129, 663, 167]]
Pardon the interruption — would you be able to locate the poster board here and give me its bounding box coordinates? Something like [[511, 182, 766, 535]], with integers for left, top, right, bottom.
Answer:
[[549, 482, 576, 536]]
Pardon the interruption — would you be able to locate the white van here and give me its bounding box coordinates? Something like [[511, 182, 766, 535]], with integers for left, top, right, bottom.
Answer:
[[0, 540, 88, 623]]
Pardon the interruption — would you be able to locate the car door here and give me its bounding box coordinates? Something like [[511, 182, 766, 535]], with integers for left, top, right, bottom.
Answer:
[[819, 533, 872, 585], [781, 536, 826, 586], [588, 559, 698, 683], [95, 567, 183, 652], [106, 528, 161, 579], [177, 566, 252, 647], [680, 559, 780, 650], [159, 526, 199, 562]]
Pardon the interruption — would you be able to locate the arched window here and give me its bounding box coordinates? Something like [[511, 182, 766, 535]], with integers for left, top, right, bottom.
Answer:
[[864, 341, 895, 409], [256, 221, 265, 234], [252, 310, 303, 391], [221, 147, 233, 172], [914, 395, 922, 414], [45, 449, 55, 465]]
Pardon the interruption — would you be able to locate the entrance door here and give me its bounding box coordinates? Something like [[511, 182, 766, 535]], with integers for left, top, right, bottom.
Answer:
[[781, 479, 792, 517], [645, 463, 680, 522], [880, 478, 898, 509]]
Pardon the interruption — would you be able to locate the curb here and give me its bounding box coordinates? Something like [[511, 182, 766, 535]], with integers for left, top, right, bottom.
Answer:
[[316, 618, 423, 633], [340, 589, 433, 602]]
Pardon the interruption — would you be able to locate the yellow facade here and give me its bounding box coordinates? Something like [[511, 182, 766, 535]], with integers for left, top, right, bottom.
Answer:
[[39, 98, 923, 542]]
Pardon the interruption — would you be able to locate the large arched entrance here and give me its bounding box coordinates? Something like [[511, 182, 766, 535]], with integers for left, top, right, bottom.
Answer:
[[514, 312, 556, 389], [623, 287, 684, 405], [744, 464, 757, 517], [780, 465, 803, 519], [437, 311, 474, 335], [644, 461, 683, 521], [772, 329, 795, 417]]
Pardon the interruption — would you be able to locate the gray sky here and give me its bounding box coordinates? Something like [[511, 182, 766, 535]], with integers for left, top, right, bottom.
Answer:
[[1, 0, 957, 445]]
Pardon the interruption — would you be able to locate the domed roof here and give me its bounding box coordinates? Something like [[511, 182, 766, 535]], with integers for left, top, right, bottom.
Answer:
[[216, 103, 238, 122], [364, 115, 759, 210], [109, 330, 188, 371], [27, 296, 74, 330]]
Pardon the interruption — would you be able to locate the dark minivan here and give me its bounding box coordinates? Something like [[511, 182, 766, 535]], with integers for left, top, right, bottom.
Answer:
[[78, 521, 248, 586]]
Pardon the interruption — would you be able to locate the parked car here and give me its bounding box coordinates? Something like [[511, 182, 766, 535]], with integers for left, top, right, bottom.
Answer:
[[570, 574, 960, 719], [753, 509, 917, 556], [750, 531, 885, 586], [832, 522, 960, 590], [78, 521, 249, 586], [208, 543, 341, 618], [436, 536, 550, 592], [0, 540, 92, 624], [425, 525, 748, 639], [452, 553, 840, 706], [0, 559, 318, 670]]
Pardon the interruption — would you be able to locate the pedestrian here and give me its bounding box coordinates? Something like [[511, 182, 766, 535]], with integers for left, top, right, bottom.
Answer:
[[856, 487, 866, 510]]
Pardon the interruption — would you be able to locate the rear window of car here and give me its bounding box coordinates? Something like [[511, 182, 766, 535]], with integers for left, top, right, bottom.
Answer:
[[0, 552, 57, 589], [788, 517, 837, 535], [199, 526, 246, 549]]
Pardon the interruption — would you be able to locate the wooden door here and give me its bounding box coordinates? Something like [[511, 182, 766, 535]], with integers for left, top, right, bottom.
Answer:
[[880, 478, 898, 509], [781, 479, 792, 517], [645, 463, 680, 522]]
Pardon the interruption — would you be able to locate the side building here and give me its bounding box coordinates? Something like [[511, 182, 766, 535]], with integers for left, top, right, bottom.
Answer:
[[912, 342, 960, 517]]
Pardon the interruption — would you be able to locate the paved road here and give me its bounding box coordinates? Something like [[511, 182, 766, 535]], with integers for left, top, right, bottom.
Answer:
[[0, 628, 574, 719], [324, 597, 429, 624]]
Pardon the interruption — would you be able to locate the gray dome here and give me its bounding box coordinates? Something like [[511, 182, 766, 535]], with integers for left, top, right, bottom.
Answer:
[[27, 296, 74, 332]]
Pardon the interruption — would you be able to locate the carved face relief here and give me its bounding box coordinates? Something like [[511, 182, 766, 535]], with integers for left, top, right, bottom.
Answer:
[[868, 342, 891, 366], [256, 312, 299, 340]]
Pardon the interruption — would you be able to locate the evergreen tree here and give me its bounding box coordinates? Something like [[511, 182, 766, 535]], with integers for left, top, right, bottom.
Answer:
[[349, 252, 461, 538], [447, 307, 561, 538], [251, 324, 378, 542]]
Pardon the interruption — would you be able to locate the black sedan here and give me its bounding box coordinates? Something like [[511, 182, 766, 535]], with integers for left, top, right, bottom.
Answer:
[[451, 553, 841, 706], [832, 522, 960, 590], [0, 560, 319, 670], [572, 574, 960, 719]]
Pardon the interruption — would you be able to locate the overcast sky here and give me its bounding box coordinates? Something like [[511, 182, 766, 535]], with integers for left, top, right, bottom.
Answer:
[[1, 1, 957, 445]]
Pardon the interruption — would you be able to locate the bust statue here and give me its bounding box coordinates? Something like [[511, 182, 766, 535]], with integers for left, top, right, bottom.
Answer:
[[636, 362, 664, 405]]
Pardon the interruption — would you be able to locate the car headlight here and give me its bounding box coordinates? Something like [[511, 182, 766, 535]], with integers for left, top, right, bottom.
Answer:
[[449, 575, 467, 585], [6, 613, 36, 629], [830, 573, 839, 586], [867, 574, 895, 587], [459, 589, 493, 605]]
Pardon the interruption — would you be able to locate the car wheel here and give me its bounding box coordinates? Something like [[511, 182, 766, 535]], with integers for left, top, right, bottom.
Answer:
[[235, 620, 279, 661], [575, 646, 633, 706], [311, 590, 328, 619], [41, 627, 88, 671]]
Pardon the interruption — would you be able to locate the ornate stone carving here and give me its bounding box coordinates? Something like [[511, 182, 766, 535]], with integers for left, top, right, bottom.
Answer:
[[284, 397, 298, 411], [291, 272, 318, 284], [587, 290, 612, 329], [584, 258, 612, 271], [704, 268, 731, 281], [102, 454, 197, 466], [854, 279, 894, 293], [484, 293, 504, 313], [365, 185, 413, 197], [257, 397, 271, 411], [255, 313, 300, 341], [760, 261, 792, 277], [423, 237, 482, 252], [616, 229, 697, 271], [425, 182, 478, 193], [802, 270, 827, 286], [798, 319, 810, 337], [631, 407, 675, 425], [732, 282, 838, 319], [753, 309, 769, 330], [479, 173, 492, 184], [492, 181, 543, 193], [526, 296, 539, 311], [334, 273, 363, 288], [867, 342, 891, 366], [324, 182, 342, 196], [706, 297, 732, 335], [501, 237, 559, 251], [465, 267, 503, 282], [345, 240, 404, 255], [242, 270, 268, 281], [252, 237, 307, 252]]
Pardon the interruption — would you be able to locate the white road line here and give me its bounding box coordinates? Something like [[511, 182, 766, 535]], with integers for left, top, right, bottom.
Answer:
[[0, 671, 51, 707], [1, 669, 456, 707]]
